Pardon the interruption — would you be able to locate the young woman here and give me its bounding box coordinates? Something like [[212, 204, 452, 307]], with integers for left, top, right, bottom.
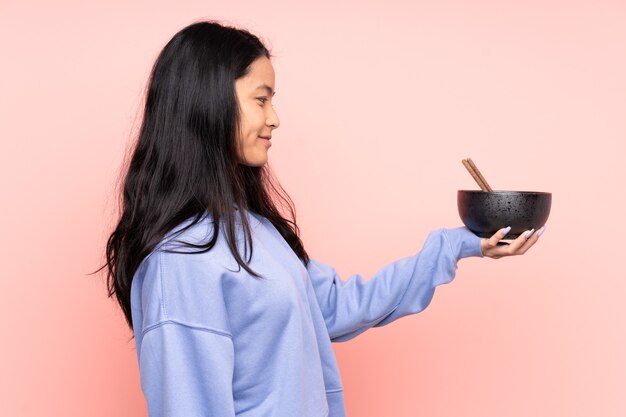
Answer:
[[102, 20, 543, 417]]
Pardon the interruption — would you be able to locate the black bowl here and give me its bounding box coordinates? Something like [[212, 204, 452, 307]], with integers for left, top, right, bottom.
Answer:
[[458, 190, 552, 238]]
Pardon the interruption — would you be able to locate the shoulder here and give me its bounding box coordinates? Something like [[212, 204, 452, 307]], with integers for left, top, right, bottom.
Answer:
[[133, 249, 234, 336], [157, 211, 217, 252], [132, 212, 237, 335], [157, 208, 265, 253]]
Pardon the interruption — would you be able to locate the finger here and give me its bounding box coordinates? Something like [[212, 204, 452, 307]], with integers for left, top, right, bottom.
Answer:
[[506, 228, 536, 254], [487, 226, 512, 248], [516, 225, 545, 255]]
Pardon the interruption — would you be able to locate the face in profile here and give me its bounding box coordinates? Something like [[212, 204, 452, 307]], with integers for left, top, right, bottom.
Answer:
[[234, 56, 280, 166]]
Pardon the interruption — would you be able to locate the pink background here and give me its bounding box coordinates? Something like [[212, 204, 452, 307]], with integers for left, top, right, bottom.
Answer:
[[1, 1, 625, 416]]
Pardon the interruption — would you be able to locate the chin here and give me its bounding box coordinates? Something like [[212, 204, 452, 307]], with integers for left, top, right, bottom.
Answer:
[[239, 150, 269, 167], [241, 158, 268, 167]]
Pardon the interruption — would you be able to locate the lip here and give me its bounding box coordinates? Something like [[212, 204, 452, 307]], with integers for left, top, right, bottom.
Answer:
[[259, 137, 272, 147]]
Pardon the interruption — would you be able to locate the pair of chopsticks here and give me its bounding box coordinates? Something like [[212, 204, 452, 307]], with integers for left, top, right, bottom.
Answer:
[[462, 158, 493, 192]]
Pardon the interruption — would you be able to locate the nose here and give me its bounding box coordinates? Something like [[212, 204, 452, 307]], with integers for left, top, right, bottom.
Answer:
[[266, 105, 280, 129]]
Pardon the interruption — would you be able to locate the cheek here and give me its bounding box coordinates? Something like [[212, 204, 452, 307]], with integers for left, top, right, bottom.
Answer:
[[238, 102, 265, 138]]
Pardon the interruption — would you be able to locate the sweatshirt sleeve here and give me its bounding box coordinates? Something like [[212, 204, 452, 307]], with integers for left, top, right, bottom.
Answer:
[[138, 322, 236, 417], [306, 227, 483, 342], [132, 248, 238, 417]]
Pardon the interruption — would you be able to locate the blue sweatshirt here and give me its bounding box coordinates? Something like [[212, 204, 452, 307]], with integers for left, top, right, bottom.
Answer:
[[130, 208, 483, 416]]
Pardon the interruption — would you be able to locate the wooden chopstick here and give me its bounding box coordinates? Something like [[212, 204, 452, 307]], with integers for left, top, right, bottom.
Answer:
[[467, 158, 493, 192], [462, 158, 493, 192]]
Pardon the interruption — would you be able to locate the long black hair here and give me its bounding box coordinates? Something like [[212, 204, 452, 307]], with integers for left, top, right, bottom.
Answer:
[[95, 20, 309, 331]]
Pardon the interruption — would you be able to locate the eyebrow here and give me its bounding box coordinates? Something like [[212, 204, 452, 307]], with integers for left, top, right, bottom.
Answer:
[[254, 84, 276, 96]]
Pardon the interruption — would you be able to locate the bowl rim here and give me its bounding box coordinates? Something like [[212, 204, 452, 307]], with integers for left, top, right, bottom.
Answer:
[[458, 190, 552, 195]]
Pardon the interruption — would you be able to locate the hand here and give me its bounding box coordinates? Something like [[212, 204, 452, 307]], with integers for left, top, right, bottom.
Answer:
[[480, 226, 545, 259]]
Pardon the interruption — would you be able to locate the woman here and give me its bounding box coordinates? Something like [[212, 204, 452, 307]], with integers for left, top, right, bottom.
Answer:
[[102, 20, 543, 417]]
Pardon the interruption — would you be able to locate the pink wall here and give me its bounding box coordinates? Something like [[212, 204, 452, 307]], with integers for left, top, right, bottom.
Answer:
[[1, 1, 625, 416]]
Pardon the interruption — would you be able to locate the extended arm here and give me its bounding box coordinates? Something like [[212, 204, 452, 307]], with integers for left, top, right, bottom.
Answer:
[[306, 227, 483, 342]]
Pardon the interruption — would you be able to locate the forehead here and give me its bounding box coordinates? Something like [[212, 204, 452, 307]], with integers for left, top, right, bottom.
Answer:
[[236, 57, 275, 92]]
